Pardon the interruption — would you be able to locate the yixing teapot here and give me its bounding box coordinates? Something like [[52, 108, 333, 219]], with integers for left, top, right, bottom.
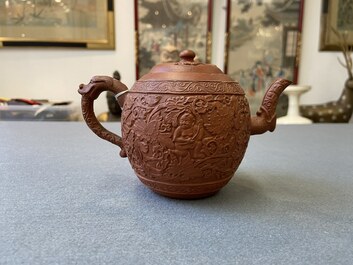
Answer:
[[79, 50, 291, 199]]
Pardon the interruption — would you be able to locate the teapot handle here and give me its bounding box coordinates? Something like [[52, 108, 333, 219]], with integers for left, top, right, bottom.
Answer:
[[78, 76, 128, 157]]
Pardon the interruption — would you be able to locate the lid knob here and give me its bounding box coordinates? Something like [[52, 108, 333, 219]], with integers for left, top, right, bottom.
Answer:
[[179, 50, 196, 63]]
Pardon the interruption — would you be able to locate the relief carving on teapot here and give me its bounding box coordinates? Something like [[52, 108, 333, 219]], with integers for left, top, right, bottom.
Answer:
[[122, 81, 251, 187], [132, 80, 244, 94]]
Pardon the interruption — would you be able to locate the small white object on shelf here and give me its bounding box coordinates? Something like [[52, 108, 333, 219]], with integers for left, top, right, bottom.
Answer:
[[277, 85, 312, 124]]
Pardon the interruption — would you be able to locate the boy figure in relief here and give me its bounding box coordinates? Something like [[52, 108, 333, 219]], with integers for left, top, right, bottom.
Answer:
[[172, 111, 205, 160]]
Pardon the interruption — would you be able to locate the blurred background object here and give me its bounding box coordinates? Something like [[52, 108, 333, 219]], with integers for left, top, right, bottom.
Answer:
[[97, 70, 123, 122]]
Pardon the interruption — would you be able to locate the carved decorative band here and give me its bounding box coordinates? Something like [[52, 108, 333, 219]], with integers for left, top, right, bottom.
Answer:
[[137, 174, 232, 194], [131, 80, 244, 95]]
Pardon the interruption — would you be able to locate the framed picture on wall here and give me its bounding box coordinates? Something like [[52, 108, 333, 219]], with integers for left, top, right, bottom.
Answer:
[[134, 0, 213, 79], [0, 0, 115, 49], [225, 0, 305, 115], [320, 0, 353, 51]]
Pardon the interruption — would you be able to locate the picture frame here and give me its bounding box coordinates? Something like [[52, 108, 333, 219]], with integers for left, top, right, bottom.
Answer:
[[224, 0, 305, 115], [0, 0, 115, 49], [134, 0, 213, 79], [320, 0, 353, 51]]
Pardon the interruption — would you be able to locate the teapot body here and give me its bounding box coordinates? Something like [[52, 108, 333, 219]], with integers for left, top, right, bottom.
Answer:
[[78, 50, 291, 199], [121, 79, 251, 198]]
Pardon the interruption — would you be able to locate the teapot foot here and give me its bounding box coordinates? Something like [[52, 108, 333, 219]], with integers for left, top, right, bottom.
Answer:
[[136, 174, 232, 200], [152, 190, 219, 200]]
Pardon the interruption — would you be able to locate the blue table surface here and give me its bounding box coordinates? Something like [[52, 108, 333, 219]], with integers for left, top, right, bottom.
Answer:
[[1, 121, 352, 265]]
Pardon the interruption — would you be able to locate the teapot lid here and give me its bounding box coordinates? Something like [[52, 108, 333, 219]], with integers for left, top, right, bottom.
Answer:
[[139, 50, 233, 82]]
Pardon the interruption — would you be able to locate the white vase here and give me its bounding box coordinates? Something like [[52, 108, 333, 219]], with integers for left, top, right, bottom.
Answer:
[[277, 85, 312, 124]]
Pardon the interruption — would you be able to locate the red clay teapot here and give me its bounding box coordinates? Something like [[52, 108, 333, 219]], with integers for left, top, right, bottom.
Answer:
[[78, 50, 291, 199]]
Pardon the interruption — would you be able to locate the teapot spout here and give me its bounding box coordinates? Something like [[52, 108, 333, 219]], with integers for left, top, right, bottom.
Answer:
[[250, 78, 292, 135]]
